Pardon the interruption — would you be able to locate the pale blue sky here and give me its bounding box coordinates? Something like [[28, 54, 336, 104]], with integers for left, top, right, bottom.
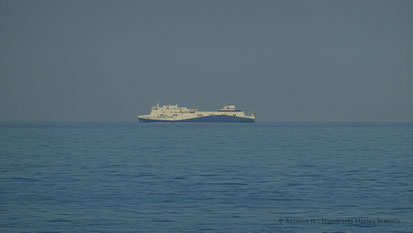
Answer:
[[0, 0, 412, 121]]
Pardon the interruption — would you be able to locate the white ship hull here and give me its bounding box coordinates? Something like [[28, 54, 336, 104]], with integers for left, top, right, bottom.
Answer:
[[138, 114, 254, 123]]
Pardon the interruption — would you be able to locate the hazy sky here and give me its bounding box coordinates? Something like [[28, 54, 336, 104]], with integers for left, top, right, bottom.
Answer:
[[0, 0, 412, 121]]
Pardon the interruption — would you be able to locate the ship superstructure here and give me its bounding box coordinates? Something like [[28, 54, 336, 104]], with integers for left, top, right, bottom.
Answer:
[[138, 103, 255, 122]]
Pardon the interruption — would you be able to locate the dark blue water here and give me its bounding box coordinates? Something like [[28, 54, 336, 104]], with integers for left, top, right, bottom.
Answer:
[[1, 122, 412, 232]]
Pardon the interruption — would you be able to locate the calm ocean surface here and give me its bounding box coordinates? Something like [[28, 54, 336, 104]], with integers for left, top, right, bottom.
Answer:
[[0, 122, 412, 233]]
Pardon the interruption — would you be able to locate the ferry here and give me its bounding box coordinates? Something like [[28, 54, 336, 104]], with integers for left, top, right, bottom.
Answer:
[[138, 103, 255, 123]]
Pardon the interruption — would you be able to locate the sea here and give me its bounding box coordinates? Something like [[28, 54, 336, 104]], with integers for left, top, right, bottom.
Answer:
[[0, 122, 412, 233]]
